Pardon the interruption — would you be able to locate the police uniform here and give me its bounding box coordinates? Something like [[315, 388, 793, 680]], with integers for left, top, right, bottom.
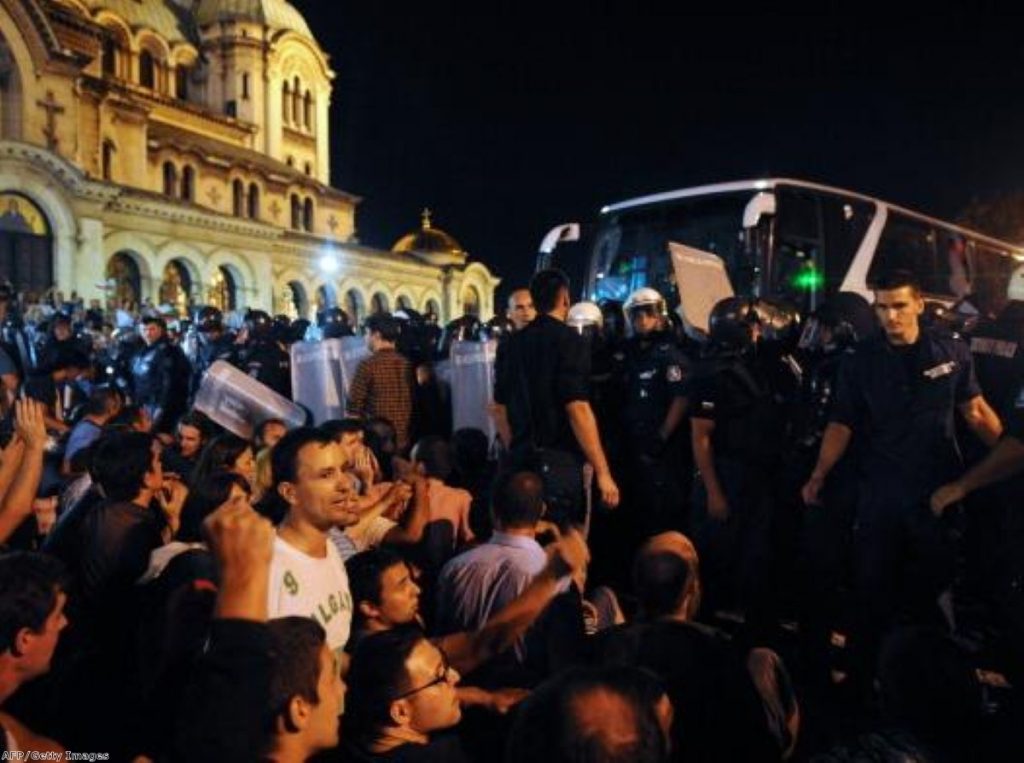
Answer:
[[688, 347, 792, 622], [192, 332, 236, 396], [131, 336, 190, 433], [831, 329, 981, 668], [617, 332, 690, 536], [236, 339, 291, 399]]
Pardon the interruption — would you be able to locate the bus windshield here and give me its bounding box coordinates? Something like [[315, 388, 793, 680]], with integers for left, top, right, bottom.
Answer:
[[588, 191, 758, 307]]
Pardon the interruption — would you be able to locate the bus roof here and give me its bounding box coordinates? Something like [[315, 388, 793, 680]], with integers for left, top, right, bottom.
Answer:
[[600, 178, 1024, 258]]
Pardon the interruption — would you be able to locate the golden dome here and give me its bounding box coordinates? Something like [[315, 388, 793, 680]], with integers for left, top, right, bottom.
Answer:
[[392, 209, 467, 266], [195, 0, 313, 38]]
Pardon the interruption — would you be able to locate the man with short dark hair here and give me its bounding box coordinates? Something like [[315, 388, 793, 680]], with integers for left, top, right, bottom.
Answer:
[[132, 316, 190, 436], [62, 386, 121, 474], [802, 271, 1003, 687], [433, 471, 584, 674], [344, 626, 468, 761], [162, 411, 210, 482], [268, 427, 357, 654], [494, 269, 619, 525], [348, 314, 415, 453], [263, 617, 346, 762], [0, 551, 67, 755]]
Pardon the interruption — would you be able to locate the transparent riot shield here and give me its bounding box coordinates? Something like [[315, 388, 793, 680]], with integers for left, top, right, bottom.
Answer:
[[449, 339, 497, 441], [194, 360, 306, 439], [290, 339, 345, 424], [339, 336, 371, 397]]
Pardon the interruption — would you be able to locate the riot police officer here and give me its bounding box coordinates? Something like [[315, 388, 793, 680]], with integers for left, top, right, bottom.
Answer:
[[131, 315, 190, 435], [969, 265, 1024, 419], [318, 306, 353, 339], [191, 306, 236, 396], [689, 296, 794, 632], [793, 291, 876, 684], [235, 309, 291, 398], [616, 288, 691, 538]]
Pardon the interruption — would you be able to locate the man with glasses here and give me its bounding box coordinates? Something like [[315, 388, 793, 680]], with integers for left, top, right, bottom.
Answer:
[[343, 625, 469, 762]]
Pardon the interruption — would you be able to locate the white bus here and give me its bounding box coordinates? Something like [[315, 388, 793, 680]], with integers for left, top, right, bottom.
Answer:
[[541, 178, 1024, 320]]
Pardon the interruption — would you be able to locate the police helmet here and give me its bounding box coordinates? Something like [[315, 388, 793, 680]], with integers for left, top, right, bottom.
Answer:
[[482, 314, 515, 341], [624, 287, 667, 318], [567, 301, 604, 333], [752, 299, 801, 347], [289, 318, 312, 344], [800, 292, 875, 352], [438, 314, 482, 356], [708, 297, 759, 350], [245, 309, 273, 338], [195, 306, 224, 333], [319, 307, 353, 339]]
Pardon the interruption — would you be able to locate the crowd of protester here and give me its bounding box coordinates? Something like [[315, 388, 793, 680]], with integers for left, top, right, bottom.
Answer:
[[0, 263, 1021, 762]]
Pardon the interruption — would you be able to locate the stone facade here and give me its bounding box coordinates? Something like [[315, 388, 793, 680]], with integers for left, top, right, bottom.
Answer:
[[0, 0, 498, 322]]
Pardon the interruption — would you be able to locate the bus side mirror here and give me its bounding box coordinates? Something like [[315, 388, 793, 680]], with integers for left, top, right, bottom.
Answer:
[[537, 223, 582, 272], [743, 192, 776, 229]]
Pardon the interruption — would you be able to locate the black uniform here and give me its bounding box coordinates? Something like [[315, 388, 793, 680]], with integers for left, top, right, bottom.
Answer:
[[192, 332, 236, 396], [830, 329, 981, 672], [131, 337, 190, 433], [617, 331, 690, 536], [236, 339, 291, 399], [688, 347, 795, 624]]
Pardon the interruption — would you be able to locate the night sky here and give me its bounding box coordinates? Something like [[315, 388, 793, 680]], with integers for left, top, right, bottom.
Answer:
[[289, 4, 1024, 302]]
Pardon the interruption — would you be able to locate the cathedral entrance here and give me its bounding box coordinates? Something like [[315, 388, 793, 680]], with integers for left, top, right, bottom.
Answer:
[[208, 266, 237, 312], [159, 259, 193, 317], [105, 252, 142, 311], [0, 193, 52, 300]]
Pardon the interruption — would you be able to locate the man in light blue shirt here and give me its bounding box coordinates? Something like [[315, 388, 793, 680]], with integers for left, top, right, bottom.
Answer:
[[434, 471, 573, 665]]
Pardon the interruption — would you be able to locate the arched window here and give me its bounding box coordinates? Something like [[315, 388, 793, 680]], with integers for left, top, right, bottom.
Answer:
[[102, 141, 115, 181], [292, 77, 301, 124], [290, 194, 301, 230], [232, 179, 245, 217], [162, 162, 177, 197], [303, 198, 314, 232], [304, 162, 312, 176], [175, 65, 189, 100], [248, 183, 260, 220], [140, 50, 156, 89], [282, 81, 290, 122], [242, 72, 250, 100], [181, 166, 195, 202], [102, 37, 117, 77], [371, 293, 389, 315], [303, 90, 312, 129]]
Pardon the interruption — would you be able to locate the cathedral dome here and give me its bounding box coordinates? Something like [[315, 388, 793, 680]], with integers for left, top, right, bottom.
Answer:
[[195, 0, 313, 38], [81, 0, 194, 46], [392, 210, 467, 267]]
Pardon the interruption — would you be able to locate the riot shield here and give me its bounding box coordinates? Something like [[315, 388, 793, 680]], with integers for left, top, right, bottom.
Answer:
[[339, 336, 371, 396], [449, 339, 497, 441], [290, 339, 345, 424], [194, 360, 306, 439]]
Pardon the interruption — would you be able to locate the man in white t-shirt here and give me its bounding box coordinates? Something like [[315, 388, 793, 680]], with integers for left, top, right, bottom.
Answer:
[[268, 427, 361, 653]]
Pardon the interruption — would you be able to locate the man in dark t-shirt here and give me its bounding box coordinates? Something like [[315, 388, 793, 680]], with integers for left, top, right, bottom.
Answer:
[[494, 269, 619, 524]]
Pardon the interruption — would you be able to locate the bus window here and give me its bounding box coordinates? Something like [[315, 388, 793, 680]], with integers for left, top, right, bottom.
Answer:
[[970, 244, 1015, 316], [937, 231, 971, 300], [820, 195, 875, 290], [773, 188, 824, 312], [590, 192, 754, 308], [867, 212, 940, 294]]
